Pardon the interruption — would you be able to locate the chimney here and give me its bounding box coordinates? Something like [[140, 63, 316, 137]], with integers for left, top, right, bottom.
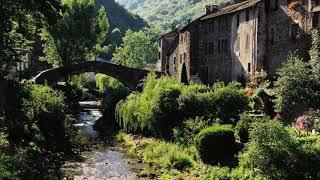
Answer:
[[187, 18, 192, 24], [205, 5, 219, 15]]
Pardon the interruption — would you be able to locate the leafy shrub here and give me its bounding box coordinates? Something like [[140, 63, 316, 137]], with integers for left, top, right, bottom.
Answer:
[[173, 116, 211, 145], [200, 166, 231, 180], [143, 141, 194, 171], [212, 85, 249, 123], [275, 52, 320, 120], [195, 125, 236, 165], [69, 74, 89, 93], [23, 85, 75, 151], [116, 74, 183, 137], [95, 74, 130, 128], [235, 115, 270, 143], [117, 74, 249, 138], [237, 121, 299, 179], [178, 82, 249, 124]]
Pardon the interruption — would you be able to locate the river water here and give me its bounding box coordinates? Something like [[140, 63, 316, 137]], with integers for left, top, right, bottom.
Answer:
[[62, 101, 138, 180]]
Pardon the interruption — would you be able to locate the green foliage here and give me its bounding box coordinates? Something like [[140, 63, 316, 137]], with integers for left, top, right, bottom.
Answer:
[[178, 82, 249, 124], [235, 115, 270, 143], [69, 74, 89, 93], [113, 29, 158, 68], [212, 83, 249, 123], [275, 52, 320, 120], [237, 121, 298, 179], [116, 74, 248, 138], [143, 141, 194, 171], [41, 0, 110, 66], [173, 117, 211, 145], [95, 74, 130, 126], [23, 85, 75, 151], [0, 0, 62, 76], [116, 73, 183, 137], [200, 166, 231, 180], [116, 0, 224, 31], [310, 29, 320, 80], [195, 125, 236, 165]]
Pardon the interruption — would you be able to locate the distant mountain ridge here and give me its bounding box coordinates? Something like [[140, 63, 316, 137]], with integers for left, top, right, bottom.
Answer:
[[115, 0, 224, 31]]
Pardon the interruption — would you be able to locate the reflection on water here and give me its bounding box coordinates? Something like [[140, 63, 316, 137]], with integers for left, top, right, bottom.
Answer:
[[63, 101, 137, 180]]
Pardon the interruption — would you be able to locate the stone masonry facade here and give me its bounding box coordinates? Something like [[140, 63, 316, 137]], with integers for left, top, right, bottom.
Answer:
[[158, 0, 320, 84]]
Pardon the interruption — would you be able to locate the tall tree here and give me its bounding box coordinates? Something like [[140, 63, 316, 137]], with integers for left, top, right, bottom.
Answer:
[[40, 0, 109, 67], [0, 0, 62, 76], [112, 29, 157, 68]]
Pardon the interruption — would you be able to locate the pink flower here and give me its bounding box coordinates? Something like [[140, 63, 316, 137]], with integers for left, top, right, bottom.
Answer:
[[273, 114, 282, 121], [295, 115, 313, 131]]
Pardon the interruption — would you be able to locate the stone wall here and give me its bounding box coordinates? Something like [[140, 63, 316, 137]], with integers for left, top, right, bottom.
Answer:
[[264, 0, 311, 76]]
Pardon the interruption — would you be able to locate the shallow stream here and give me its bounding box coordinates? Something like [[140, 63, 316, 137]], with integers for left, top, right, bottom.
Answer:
[[62, 101, 138, 180]]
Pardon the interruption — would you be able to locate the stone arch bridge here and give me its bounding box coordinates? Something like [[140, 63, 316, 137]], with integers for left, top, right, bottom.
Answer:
[[32, 60, 163, 88]]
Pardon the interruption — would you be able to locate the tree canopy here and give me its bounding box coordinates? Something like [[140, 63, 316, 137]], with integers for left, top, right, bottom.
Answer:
[[112, 29, 158, 68], [40, 0, 110, 67]]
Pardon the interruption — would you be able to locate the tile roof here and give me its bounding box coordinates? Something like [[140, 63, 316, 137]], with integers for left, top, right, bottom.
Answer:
[[200, 0, 262, 21]]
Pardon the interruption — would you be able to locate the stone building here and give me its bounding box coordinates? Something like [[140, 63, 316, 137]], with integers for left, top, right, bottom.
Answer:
[[158, 0, 319, 84]]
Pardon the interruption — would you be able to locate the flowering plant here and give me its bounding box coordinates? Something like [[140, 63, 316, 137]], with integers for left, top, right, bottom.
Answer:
[[295, 115, 313, 132], [273, 113, 283, 122]]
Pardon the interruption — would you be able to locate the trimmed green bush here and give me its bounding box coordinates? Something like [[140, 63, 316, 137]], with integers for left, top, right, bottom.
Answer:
[[195, 125, 236, 165]]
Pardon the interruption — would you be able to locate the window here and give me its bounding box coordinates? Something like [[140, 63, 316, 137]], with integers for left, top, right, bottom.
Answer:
[[222, 40, 228, 52], [209, 42, 214, 54], [180, 54, 182, 63], [313, 12, 320, 28], [246, 9, 250, 21], [180, 34, 183, 42], [173, 57, 176, 64], [289, 23, 299, 40], [158, 51, 161, 59], [204, 42, 208, 54], [209, 22, 215, 32], [270, 28, 275, 44], [271, 0, 278, 11], [248, 63, 251, 72]]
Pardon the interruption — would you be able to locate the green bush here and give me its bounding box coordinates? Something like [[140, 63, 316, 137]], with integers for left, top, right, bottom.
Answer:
[[212, 84, 249, 123], [235, 115, 270, 143], [116, 73, 183, 137], [195, 125, 236, 165], [238, 121, 299, 179], [178, 83, 249, 124], [143, 141, 194, 171], [200, 166, 231, 180], [275, 52, 320, 120], [173, 116, 211, 145], [95, 74, 130, 128], [23, 85, 75, 151]]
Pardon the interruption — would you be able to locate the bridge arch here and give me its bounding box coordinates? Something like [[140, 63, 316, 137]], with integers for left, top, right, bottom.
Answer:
[[32, 61, 163, 88]]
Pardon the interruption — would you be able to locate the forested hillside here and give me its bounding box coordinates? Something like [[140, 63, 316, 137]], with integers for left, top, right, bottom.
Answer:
[[95, 0, 148, 59], [96, 0, 147, 35], [115, 0, 224, 31]]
